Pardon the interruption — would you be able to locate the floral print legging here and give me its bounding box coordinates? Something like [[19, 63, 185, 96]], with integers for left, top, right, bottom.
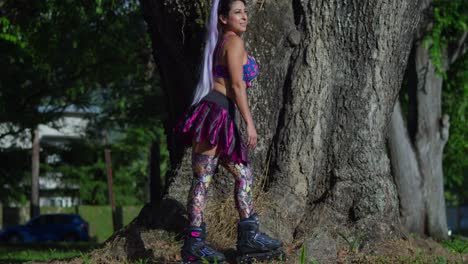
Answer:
[[187, 153, 254, 227]]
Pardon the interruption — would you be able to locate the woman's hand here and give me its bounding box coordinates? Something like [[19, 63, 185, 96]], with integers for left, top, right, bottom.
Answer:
[[246, 123, 257, 149]]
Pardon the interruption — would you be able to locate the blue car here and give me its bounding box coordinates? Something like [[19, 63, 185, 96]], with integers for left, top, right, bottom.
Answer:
[[0, 213, 89, 243]]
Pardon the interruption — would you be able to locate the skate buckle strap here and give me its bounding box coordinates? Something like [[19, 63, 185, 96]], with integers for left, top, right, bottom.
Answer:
[[191, 231, 201, 238]]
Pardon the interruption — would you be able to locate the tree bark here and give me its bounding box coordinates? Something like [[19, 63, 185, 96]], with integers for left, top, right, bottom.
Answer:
[[111, 0, 423, 261], [388, 0, 459, 240]]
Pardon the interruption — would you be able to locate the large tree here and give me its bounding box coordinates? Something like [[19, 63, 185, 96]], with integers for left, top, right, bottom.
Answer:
[[119, 0, 424, 262], [96, 0, 421, 260]]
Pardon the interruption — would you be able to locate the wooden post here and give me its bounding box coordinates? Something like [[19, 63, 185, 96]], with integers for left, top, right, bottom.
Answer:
[[31, 128, 40, 218], [104, 133, 119, 231]]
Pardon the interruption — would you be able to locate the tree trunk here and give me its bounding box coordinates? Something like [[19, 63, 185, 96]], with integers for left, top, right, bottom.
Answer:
[[149, 139, 162, 204], [389, 0, 457, 240], [413, 39, 449, 239], [102, 0, 423, 262], [389, 100, 425, 235], [30, 128, 40, 218]]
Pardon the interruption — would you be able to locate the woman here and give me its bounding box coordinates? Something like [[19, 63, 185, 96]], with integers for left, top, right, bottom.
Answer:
[[176, 0, 283, 263]]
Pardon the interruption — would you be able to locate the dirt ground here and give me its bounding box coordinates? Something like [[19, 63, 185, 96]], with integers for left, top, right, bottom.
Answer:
[[25, 233, 467, 264]]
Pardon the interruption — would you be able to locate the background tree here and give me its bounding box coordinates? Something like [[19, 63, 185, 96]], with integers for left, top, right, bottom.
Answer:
[[0, 147, 30, 204], [389, 0, 467, 239], [443, 56, 468, 207]]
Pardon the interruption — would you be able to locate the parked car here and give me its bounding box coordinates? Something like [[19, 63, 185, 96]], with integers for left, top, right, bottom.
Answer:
[[0, 213, 89, 243]]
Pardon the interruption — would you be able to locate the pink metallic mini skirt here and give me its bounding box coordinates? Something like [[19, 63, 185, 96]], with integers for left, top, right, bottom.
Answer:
[[175, 90, 249, 165]]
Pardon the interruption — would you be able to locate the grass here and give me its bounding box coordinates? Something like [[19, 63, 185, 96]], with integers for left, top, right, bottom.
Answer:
[[0, 245, 152, 264], [442, 235, 468, 254], [0, 242, 97, 263], [0, 236, 467, 264], [0, 247, 82, 262], [337, 232, 365, 254], [441, 235, 468, 263]]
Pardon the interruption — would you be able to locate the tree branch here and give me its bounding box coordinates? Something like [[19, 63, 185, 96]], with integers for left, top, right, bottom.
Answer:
[[0, 125, 27, 141], [449, 30, 468, 66]]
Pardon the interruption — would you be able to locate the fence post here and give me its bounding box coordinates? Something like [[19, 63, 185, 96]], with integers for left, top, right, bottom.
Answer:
[[31, 128, 40, 218], [104, 132, 118, 232]]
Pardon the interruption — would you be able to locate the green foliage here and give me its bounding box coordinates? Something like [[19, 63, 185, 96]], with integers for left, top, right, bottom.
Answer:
[[432, 256, 449, 264], [80, 252, 92, 264], [0, 17, 27, 48], [442, 236, 468, 263], [111, 127, 157, 205], [338, 232, 364, 254], [443, 52, 468, 206], [297, 245, 320, 264], [300, 244, 306, 263], [1, 0, 167, 206], [423, 0, 468, 75], [39, 126, 163, 206], [422, 0, 468, 206], [0, 0, 157, 135], [442, 236, 468, 254], [445, 241, 468, 255]]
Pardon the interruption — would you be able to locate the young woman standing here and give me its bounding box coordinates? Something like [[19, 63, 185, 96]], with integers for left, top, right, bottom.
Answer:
[[176, 1, 283, 263]]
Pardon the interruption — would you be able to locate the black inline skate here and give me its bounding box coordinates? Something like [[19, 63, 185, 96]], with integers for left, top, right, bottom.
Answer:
[[181, 223, 226, 264], [236, 214, 285, 263]]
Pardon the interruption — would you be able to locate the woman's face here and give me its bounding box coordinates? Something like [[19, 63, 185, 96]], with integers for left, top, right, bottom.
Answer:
[[220, 1, 248, 34]]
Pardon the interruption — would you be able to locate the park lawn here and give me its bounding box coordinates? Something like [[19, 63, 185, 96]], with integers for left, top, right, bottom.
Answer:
[[441, 235, 468, 256], [0, 242, 97, 263], [0, 247, 82, 262]]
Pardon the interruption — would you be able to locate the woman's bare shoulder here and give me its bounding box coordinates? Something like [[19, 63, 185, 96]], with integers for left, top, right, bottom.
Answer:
[[224, 35, 245, 52]]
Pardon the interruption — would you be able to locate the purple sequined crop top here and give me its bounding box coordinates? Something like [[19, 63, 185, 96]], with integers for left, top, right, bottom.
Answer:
[[213, 34, 259, 88]]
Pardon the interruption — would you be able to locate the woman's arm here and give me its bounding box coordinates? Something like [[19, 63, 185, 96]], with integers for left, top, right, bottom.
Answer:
[[225, 36, 257, 149]]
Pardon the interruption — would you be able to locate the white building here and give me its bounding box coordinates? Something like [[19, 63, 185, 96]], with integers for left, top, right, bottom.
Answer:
[[0, 106, 99, 207]]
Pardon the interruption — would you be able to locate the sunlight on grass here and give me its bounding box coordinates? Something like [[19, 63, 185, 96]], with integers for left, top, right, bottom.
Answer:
[[0, 247, 82, 262], [443, 236, 468, 254]]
